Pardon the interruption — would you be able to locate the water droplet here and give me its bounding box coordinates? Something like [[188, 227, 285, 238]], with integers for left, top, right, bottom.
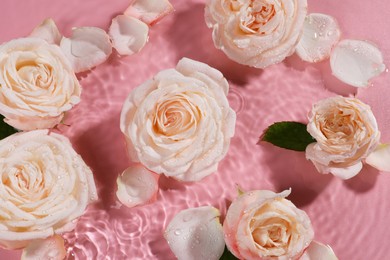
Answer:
[[195, 239, 200, 244], [385, 68, 389, 73], [174, 229, 181, 236], [318, 32, 323, 37], [313, 32, 318, 39], [327, 31, 334, 36], [319, 23, 326, 30], [353, 47, 359, 52]]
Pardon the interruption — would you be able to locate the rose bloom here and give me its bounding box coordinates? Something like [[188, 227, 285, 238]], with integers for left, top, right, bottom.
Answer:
[[0, 130, 97, 249], [120, 58, 236, 182], [223, 189, 314, 260], [306, 96, 380, 179], [0, 38, 81, 130], [205, 0, 307, 68]]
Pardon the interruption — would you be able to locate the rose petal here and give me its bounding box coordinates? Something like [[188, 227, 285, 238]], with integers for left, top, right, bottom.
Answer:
[[124, 0, 174, 26], [109, 15, 149, 56], [365, 143, 390, 172], [21, 235, 66, 260], [116, 164, 159, 208], [300, 241, 338, 260], [296, 13, 341, 62], [329, 162, 363, 180], [29, 18, 62, 45], [330, 39, 385, 87], [164, 206, 225, 260], [60, 27, 112, 73]]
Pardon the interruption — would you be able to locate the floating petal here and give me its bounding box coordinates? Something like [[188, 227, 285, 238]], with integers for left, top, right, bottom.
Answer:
[[21, 235, 66, 260], [366, 143, 390, 172], [330, 39, 385, 87], [125, 0, 174, 26], [29, 18, 62, 45], [296, 13, 341, 62], [109, 15, 149, 56], [60, 27, 112, 73]]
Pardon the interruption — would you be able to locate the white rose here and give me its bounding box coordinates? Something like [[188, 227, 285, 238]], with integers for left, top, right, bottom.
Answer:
[[0, 130, 97, 249], [223, 189, 314, 260], [120, 58, 236, 182], [0, 38, 81, 130], [306, 96, 380, 179], [205, 0, 307, 68]]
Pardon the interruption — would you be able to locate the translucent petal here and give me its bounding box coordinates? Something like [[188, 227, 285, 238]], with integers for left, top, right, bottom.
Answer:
[[60, 27, 112, 73], [109, 15, 149, 56], [300, 241, 338, 260], [124, 0, 174, 26], [21, 235, 66, 260], [296, 13, 341, 62], [29, 18, 62, 45], [330, 39, 385, 87]]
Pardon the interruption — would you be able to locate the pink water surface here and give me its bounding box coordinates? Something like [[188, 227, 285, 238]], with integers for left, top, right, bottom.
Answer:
[[0, 0, 390, 259]]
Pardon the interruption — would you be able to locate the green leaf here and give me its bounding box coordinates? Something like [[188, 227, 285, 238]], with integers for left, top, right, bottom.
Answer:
[[220, 246, 238, 260], [0, 115, 18, 140], [259, 121, 315, 151]]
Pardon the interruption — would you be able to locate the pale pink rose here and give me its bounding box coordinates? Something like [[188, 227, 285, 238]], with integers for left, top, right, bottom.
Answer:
[[0, 38, 81, 130], [120, 58, 236, 182], [0, 130, 97, 249], [205, 0, 307, 68], [306, 96, 380, 179], [223, 189, 314, 260]]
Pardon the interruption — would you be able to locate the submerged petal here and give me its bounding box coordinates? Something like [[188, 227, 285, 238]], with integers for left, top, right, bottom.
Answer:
[[296, 13, 341, 62], [124, 0, 174, 26], [109, 15, 149, 56], [60, 27, 112, 73], [365, 143, 390, 172], [164, 206, 225, 260], [21, 235, 66, 260], [330, 39, 385, 87], [116, 165, 159, 208]]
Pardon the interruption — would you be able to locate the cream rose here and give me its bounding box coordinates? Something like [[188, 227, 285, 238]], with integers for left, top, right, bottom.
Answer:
[[306, 96, 380, 179], [120, 58, 236, 182], [205, 0, 307, 68], [0, 38, 81, 130], [0, 130, 97, 249], [223, 189, 314, 260]]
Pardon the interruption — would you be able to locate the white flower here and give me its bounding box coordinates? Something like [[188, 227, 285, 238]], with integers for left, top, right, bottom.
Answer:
[[205, 0, 307, 68], [223, 189, 314, 260], [120, 58, 236, 182], [0, 38, 81, 130], [306, 96, 380, 179], [0, 130, 97, 249]]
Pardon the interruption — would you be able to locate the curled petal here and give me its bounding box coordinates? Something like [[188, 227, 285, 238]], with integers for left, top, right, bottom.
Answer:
[[29, 18, 62, 45], [164, 206, 225, 260], [366, 144, 390, 172], [330, 39, 385, 87], [329, 162, 363, 180], [21, 235, 66, 260], [296, 13, 341, 62], [109, 15, 149, 56], [60, 27, 112, 73], [116, 165, 159, 208], [125, 0, 174, 26], [300, 241, 338, 260]]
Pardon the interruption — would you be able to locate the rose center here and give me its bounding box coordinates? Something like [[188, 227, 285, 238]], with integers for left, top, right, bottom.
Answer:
[[16, 60, 54, 89], [153, 95, 200, 138], [240, 0, 277, 34]]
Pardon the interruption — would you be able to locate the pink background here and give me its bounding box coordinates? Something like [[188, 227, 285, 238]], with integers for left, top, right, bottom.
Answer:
[[0, 0, 390, 259]]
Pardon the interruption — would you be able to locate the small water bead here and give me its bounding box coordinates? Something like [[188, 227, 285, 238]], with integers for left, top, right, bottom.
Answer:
[[173, 229, 181, 236]]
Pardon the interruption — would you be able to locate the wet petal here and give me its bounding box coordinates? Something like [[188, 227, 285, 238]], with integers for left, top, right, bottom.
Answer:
[[124, 0, 174, 26], [366, 144, 390, 172], [300, 241, 338, 260], [60, 27, 112, 73], [164, 206, 225, 260], [21, 235, 66, 260], [116, 165, 159, 208], [329, 162, 363, 179], [296, 13, 341, 62], [330, 39, 385, 87], [29, 18, 62, 45], [109, 15, 149, 56]]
